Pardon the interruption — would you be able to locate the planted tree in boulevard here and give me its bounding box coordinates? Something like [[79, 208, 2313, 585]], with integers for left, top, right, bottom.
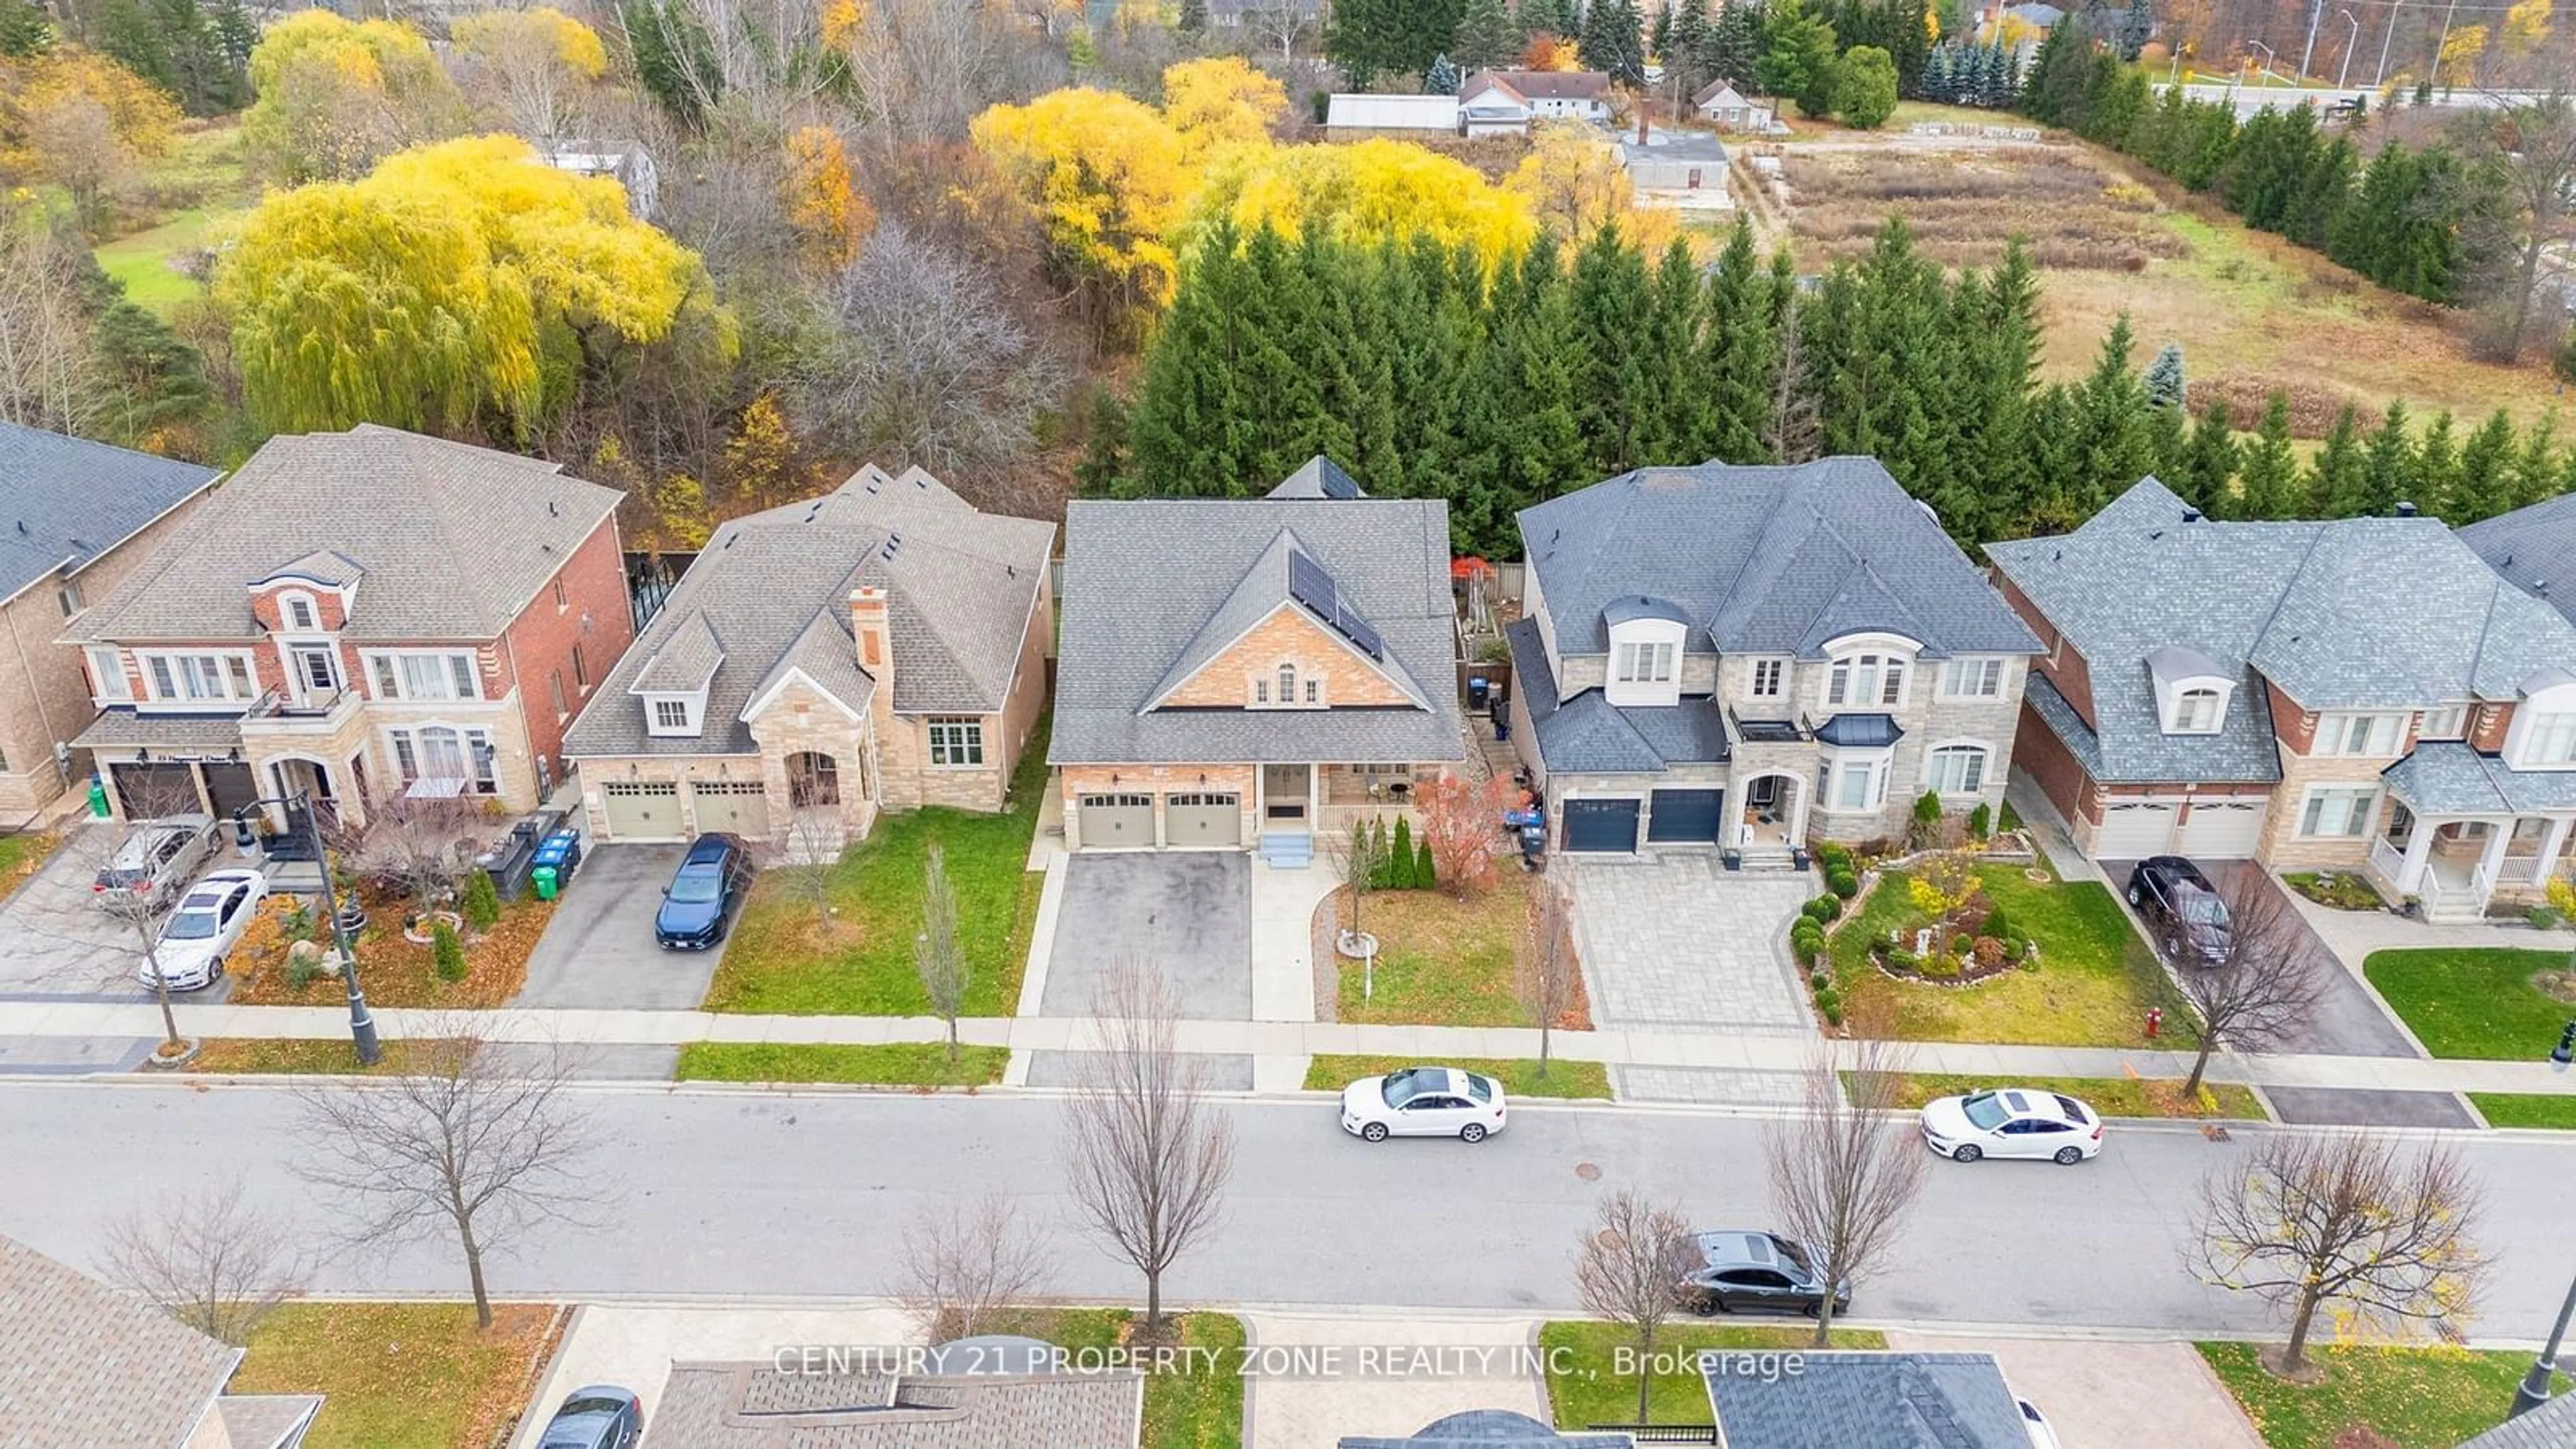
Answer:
[[101, 1175, 308, 1346], [1572, 1187, 1694, 1422], [1762, 1033, 1926, 1348], [2161, 870, 2329, 1096], [914, 842, 969, 1063], [1516, 877, 1580, 1079]]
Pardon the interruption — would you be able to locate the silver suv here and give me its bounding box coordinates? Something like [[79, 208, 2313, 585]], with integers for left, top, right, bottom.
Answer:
[[92, 814, 219, 913]]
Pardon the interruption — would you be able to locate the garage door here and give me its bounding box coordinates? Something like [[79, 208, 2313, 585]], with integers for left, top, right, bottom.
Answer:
[[601, 780, 682, 839], [201, 763, 257, 821], [691, 780, 771, 837], [2180, 799, 2267, 859], [111, 761, 202, 818], [2095, 801, 2178, 858], [1646, 788, 1725, 845], [1078, 793, 1156, 849], [1561, 797, 1641, 853], [1163, 792, 1241, 848]]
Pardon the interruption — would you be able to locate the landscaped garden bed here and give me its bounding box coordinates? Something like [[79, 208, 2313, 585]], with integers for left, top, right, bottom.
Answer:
[[704, 721, 1048, 1016], [1305, 1053, 1611, 1099], [231, 1301, 566, 1449], [2281, 870, 2385, 911], [2363, 947, 2576, 1060], [226, 886, 551, 1008], [2198, 1342, 2567, 1449], [1540, 1322, 1886, 1428]]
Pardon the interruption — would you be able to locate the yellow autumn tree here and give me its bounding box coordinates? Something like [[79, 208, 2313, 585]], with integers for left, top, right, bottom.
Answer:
[[2503, 0, 2552, 55], [217, 133, 735, 438], [241, 9, 462, 184], [783, 124, 871, 272], [449, 7, 610, 147], [1161, 56, 1289, 162], [1197, 138, 1536, 264], [0, 48, 180, 233], [1507, 120, 1633, 237], [2438, 23, 2489, 85], [971, 86, 1191, 324]]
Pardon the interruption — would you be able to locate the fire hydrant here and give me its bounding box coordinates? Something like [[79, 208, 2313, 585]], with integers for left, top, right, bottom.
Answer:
[[2145, 1006, 2163, 1040]]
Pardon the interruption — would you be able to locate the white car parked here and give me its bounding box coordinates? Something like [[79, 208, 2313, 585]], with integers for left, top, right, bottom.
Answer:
[[1918, 1087, 2102, 1165], [1340, 1065, 1507, 1143], [2017, 1395, 2063, 1449], [140, 869, 268, 992]]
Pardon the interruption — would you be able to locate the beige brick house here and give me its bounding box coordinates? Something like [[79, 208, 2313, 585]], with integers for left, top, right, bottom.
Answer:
[[1051, 458, 1464, 861], [63, 425, 633, 831], [1990, 477, 2576, 920], [562, 464, 1053, 850], [1507, 458, 2042, 860], [0, 423, 219, 818]]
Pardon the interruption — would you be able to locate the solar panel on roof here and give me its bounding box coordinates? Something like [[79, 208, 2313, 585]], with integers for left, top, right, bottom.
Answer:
[[1289, 549, 1336, 620], [1320, 464, 1363, 500], [1335, 604, 1385, 660]]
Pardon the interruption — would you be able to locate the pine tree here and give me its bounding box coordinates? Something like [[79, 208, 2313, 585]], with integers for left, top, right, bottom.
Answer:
[[2504, 411, 2564, 515], [1942, 240, 2041, 541], [2348, 398, 2413, 519], [1523, 0, 1581, 40], [1571, 227, 1659, 476], [1652, 1, 1676, 62], [1075, 389, 1133, 496], [2143, 341, 2186, 411], [1454, 0, 1521, 68], [1581, 0, 1648, 85], [2449, 408, 2521, 524], [1427, 51, 1463, 91], [1758, 0, 1839, 117], [1642, 237, 1714, 460], [1670, 0, 1711, 103], [1129, 222, 1256, 496], [1702, 219, 1782, 462], [2070, 315, 2157, 517], [2176, 397, 2239, 517], [2411, 409, 2459, 519], [1178, 0, 1206, 33], [1705, 0, 1764, 85], [2304, 403, 2366, 517], [2238, 392, 2300, 519]]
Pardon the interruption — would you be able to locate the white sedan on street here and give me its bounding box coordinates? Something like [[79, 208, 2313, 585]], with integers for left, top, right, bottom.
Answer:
[[1340, 1065, 1507, 1143], [139, 869, 268, 992], [1918, 1087, 2102, 1165]]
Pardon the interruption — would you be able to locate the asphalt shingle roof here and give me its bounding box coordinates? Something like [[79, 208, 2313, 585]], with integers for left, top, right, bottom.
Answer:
[[1051, 489, 1463, 766], [1703, 1352, 2033, 1449], [0, 421, 219, 609], [1340, 1409, 1634, 1446], [643, 1362, 1142, 1448], [2460, 490, 2576, 628], [2381, 741, 2576, 813], [1509, 617, 1727, 774], [2457, 1391, 2576, 1448], [1268, 455, 1366, 499], [633, 610, 726, 694], [73, 425, 618, 642], [1519, 458, 2042, 660], [565, 466, 1051, 759], [0, 1232, 243, 1449], [1988, 477, 2576, 783]]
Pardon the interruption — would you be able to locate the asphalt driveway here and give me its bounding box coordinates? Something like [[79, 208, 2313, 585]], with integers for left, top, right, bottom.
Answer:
[[0, 823, 233, 1002], [1040, 852, 1250, 1019], [515, 844, 731, 1010]]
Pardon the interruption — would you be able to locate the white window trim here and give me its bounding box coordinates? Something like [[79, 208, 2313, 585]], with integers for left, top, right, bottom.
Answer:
[[1748, 658, 1786, 698], [364, 649, 484, 702], [276, 589, 321, 633], [2295, 783, 2379, 838], [89, 646, 133, 703], [1817, 747, 1892, 813], [927, 716, 986, 768], [2314, 712, 2405, 758], [384, 721, 501, 794], [1923, 741, 1994, 797], [1823, 651, 1910, 711], [136, 649, 259, 709], [2418, 702, 2470, 741], [284, 639, 342, 699], [2518, 710, 2576, 769], [643, 693, 702, 737], [1615, 640, 1676, 685], [1938, 657, 2007, 699]]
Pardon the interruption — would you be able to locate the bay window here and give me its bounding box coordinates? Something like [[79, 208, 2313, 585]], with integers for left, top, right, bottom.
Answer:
[[388, 724, 498, 794], [366, 651, 482, 701]]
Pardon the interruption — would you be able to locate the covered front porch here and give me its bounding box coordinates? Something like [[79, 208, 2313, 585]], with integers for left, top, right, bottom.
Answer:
[[2367, 745, 2576, 922]]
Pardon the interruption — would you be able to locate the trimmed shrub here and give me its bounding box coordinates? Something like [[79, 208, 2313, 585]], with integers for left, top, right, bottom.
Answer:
[[1972, 935, 2006, 969], [1978, 906, 2010, 943], [1414, 838, 1435, 891], [1827, 866, 1860, 899], [1968, 802, 1992, 840], [1918, 953, 1962, 979], [1814, 840, 1853, 870], [1998, 800, 2023, 833], [1809, 969, 1831, 992], [460, 868, 500, 931], [1790, 922, 1825, 965], [1390, 816, 1417, 888], [431, 922, 467, 982], [1809, 894, 1843, 922], [1817, 990, 1845, 1026], [1913, 791, 1942, 825]]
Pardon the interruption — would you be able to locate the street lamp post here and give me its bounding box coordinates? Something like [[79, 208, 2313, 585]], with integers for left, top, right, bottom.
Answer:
[[2373, 0, 2402, 88], [2249, 42, 2278, 88], [2512, 1264, 2576, 1416], [2336, 10, 2359, 89], [231, 793, 380, 1066]]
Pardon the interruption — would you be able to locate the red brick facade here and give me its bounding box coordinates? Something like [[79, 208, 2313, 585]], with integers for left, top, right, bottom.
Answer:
[[496, 517, 634, 785]]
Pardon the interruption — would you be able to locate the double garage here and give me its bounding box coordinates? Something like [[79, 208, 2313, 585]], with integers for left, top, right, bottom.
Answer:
[[2093, 796, 2269, 859], [1560, 788, 1727, 853], [1075, 792, 1244, 849], [598, 778, 772, 841], [109, 759, 257, 822]]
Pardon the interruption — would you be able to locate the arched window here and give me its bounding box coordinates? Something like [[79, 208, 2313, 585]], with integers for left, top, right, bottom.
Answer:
[[2172, 688, 2222, 734], [1279, 663, 1297, 701], [1925, 744, 1991, 796], [280, 591, 319, 632]]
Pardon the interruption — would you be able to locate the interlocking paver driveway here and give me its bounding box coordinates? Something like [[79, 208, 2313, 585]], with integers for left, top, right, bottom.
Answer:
[[1558, 856, 1815, 1034]]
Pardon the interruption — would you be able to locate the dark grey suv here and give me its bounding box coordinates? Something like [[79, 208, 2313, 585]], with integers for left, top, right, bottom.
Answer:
[[1674, 1230, 1851, 1318], [2127, 855, 2232, 963]]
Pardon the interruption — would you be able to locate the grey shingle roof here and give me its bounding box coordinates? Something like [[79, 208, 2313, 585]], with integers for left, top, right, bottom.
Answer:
[[2457, 1391, 2576, 1448], [1519, 458, 2042, 660], [1051, 490, 1463, 766], [565, 470, 1050, 759], [1144, 527, 1432, 712], [0, 421, 219, 609], [2381, 741, 2576, 812], [1507, 617, 1727, 774], [217, 1394, 324, 1448], [1703, 1352, 2032, 1449], [74, 424, 619, 642], [70, 710, 250, 751], [1340, 1409, 1634, 1446], [632, 610, 726, 694], [643, 1361, 1142, 1447], [0, 1232, 243, 1449], [2460, 490, 2576, 628], [1988, 477, 2576, 782], [1268, 455, 1366, 499]]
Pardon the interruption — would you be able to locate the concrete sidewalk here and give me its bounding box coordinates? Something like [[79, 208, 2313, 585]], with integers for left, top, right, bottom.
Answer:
[[11, 999, 2576, 1095]]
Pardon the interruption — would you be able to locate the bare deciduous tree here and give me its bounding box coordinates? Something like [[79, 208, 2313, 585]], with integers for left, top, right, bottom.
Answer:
[[794, 223, 1069, 476], [1762, 1034, 1926, 1348], [25, 91, 134, 237], [1243, 0, 1318, 63], [335, 790, 486, 923], [829, 0, 1016, 148], [763, 808, 844, 928], [2186, 1132, 2487, 1375], [1572, 1187, 1693, 1424], [896, 1191, 1051, 1342], [451, 9, 606, 153], [293, 1018, 594, 1330], [914, 842, 969, 1062], [2161, 871, 2330, 1095], [1320, 816, 1387, 938], [100, 1175, 307, 1346], [1060, 958, 1236, 1339], [1517, 878, 1579, 1079], [58, 768, 220, 1055], [0, 217, 106, 436]]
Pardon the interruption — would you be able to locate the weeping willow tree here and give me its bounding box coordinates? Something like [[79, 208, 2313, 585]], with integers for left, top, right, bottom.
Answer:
[[217, 133, 735, 441]]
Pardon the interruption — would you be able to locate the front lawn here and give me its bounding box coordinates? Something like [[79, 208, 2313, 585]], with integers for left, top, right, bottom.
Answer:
[[1540, 1321, 1888, 1429], [2469, 1092, 2576, 1129], [674, 1041, 1007, 1086], [1871, 1071, 2266, 1120], [1334, 872, 1589, 1028], [1829, 863, 2188, 1046], [704, 720, 1048, 1015], [230, 1301, 562, 1449], [0, 830, 60, 901], [1305, 1053, 1613, 1099], [2198, 1342, 2567, 1449], [2363, 948, 2576, 1060], [990, 1308, 1244, 1449]]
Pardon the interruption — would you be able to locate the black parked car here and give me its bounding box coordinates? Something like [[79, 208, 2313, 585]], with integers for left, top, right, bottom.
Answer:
[[2127, 855, 2232, 963], [1674, 1230, 1851, 1318], [654, 832, 755, 950], [536, 1385, 642, 1449]]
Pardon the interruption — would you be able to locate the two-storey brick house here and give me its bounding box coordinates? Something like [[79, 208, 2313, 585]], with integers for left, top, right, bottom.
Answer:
[[0, 423, 219, 817], [64, 425, 633, 828], [1989, 477, 2576, 920], [1051, 458, 1464, 861], [1506, 458, 2043, 859], [561, 464, 1054, 849]]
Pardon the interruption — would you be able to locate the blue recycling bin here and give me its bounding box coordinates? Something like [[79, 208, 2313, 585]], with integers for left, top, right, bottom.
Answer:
[[531, 828, 583, 888]]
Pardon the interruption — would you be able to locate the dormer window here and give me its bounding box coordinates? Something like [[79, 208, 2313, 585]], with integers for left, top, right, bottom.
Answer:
[[2173, 688, 2222, 733], [1616, 641, 1675, 684], [645, 694, 701, 736], [282, 592, 318, 631], [2145, 646, 2233, 737], [1603, 602, 1690, 708]]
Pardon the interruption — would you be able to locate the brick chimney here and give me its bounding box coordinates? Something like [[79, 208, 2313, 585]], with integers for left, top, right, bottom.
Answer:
[[849, 586, 890, 678]]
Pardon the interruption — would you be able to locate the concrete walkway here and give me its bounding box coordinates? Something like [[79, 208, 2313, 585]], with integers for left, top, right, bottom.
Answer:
[[1246, 1311, 1547, 1448], [14, 999, 2576, 1095]]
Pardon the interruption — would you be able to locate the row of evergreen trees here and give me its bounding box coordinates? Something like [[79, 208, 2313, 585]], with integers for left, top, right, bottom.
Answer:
[[2020, 26, 2494, 305], [1914, 39, 2023, 109], [1084, 219, 2576, 553]]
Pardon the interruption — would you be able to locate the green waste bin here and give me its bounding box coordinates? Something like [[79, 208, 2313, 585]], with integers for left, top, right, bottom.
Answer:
[[531, 865, 559, 901], [87, 777, 110, 818]]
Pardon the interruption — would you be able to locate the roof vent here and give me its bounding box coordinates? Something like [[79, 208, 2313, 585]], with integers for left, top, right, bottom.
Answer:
[[11, 521, 23, 535], [2539, 579, 2553, 598], [881, 533, 902, 561], [548, 500, 559, 517], [2394, 500, 2419, 517], [2181, 507, 2202, 523]]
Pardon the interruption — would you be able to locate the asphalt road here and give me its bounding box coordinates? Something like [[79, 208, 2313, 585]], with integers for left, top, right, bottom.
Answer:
[[7, 1082, 2574, 1339]]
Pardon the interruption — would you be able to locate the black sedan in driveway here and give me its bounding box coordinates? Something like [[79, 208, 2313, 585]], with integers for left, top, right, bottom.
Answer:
[[536, 1385, 642, 1449], [1674, 1230, 1851, 1317], [2126, 855, 2232, 963], [654, 833, 754, 950]]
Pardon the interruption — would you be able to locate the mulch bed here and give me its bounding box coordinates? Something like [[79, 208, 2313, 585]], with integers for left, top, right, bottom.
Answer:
[[227, 889, 552, 1008]]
